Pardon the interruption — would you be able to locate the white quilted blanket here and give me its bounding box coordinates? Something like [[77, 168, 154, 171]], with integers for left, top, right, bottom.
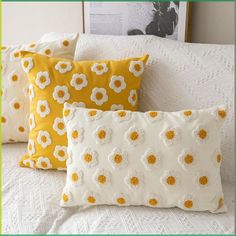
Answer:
[[75, 34, 234, 183], [2, 143, 234, 234]]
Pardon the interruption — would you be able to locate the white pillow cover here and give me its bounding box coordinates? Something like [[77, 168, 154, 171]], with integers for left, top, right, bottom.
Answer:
[[61, 103, 227, 213], [1, 34, 78, 143], [74, 34, 234, 183]]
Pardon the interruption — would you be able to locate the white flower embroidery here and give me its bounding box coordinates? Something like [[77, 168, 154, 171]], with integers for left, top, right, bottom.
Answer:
[[125, 126, 144, 146], [53, 117, 66, 136], [61, 188, 73, 205], [27, 139, 35, 156], [179, 194, 195, 210], [160, 127, 179, 146], [91, 63, 108, 75], [55, 61, 72, 74], [10, 98, 23, 112], [212, 149, 223, 167], [93, 126, 112, 145], [36, 100, 50, 118], [108, 147, 128, 169], [90, 87, 108, 106], [35, 71, 51, 89], [212, 106, 227, 121], [109, 75, 126, 93], [110, 104, 124, 111], [178, 149, 197, 170], [129, 60, 144, 77], [128, 89, 137, 107], [80, 147, 98, 168], [29, 113, 36, 130], [63, 106, 75, 123], [113, 110, 132, 122], [195, 172, 210, 188], [37, 130, 51, 148], [36, 156, 52, 169], [125, 170, 143, 190], [10, 50, 21, 61], [42, 47, 53, 57], [145, 111, 163, 123], [192, 126, 209, 144], [69, 126, 84, 144], [93, 169, 111, 187], [141, 149, 161, 170], [21, 57, 34, 73], [53, 145, 67, 162], [146, 193, 163, 208], [70, 73, 88, 90], [85, 109, 102, 121], [83, 191, 99, 205], [8, 71, 20, 85], [160, 170, 180, 190], [68, 168, 83, 186], [180, 110, 195, 122], [53, 85, 70, 104], [113, 193, 130, 206]]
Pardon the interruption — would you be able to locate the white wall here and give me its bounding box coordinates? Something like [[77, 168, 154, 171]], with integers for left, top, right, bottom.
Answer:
[[191, 2, 234, 44], [2, 2, 84, 45]]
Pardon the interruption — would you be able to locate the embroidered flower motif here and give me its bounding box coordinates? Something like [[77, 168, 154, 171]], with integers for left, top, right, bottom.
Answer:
[[53, 117, 66, 136], [125, 126, 144, 146], [28, 139, 35, 156], [108, 147, 128, 169], [80, 147, 98, 168], [1, 45, 8, 52], [72, 102, 86, 108], [128, 89, 137, 107], [29, 84, 34, 101], [36, 156, 52, 169], [113, 110, 132, 122], [212, 150, 223, 167], [141, 149, 161, 170], [161, 171, 179, 190], [29, 113, 36, 130], [212, 106, 227, 121], [125, 171, 143, 190], [113, 193, 129, 206], [55, 61, 72, 74], [69, 126, 84, 144], [129, 60, 144, 77], [93, 169, 111, 187], [17, 125, 26, 134], [109, 75, 126, 93], [37, 130, 51, 148], [179, 194, 195, 210], [146, 193, 163, 208], [10, 98, 23, 112], [1, 115, 7, 125], [60, 39, 71, 48], [35, 71, 51, 89], [83, 191, 99, 205], [178, 149, 196, 170], [70, 73, 88, 90], [53, 145, 67, 162], [61, 188, 73, 205], [192, 126, 209, 144], [111, 104, 124, 111], [180, 110, 195, 121], [91, 63, 108, 75], [8, 71, 20, 85], [160, 127, 179, 146], [93, 126, 112, 145], [23, 158, 35, 169], [85, 109, 102, 121], [42, 47, 53, 56], [213, 193, 225, 211], [21, 57, 34, 73], [36, 100, 50, 118], [68, 168, 83, 186], [63, 106, 75, 123], [28, 42, 37, 49], [90, 88, 108, 106], [53, 85, 70, 104], [10, 50, 21, 61], [145, 111, 163, 123], [195, 172, 210, 188]]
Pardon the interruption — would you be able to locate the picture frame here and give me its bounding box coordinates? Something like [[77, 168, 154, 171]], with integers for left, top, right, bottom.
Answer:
[[83, 1, 192, 42]]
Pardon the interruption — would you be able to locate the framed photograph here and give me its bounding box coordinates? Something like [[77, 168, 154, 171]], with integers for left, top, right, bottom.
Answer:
[[83, 2, 192, 42]]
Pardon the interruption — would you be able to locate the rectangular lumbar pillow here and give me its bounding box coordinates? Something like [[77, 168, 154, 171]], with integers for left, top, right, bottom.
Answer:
[[61, 103, 227, 213], [1, 34, 78, 143], [19, 52, 149, 170]]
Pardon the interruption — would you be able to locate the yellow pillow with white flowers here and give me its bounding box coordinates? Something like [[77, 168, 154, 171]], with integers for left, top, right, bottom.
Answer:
[[19, 51, 149, 170]]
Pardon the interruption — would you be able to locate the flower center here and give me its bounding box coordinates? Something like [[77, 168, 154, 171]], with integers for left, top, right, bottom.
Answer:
[[114, 80, 121, 87], [218, 110, 226, 118], [147, 155, 157, 164], [216, 154, 222, 163], [199, 176, 208, 185], [45, 49, 51, 55], [95, 92, 103, 100], [40, 105, 46, 112], [87, 196, 96, 203], [18, 126, 25, 132], [118, 111, 126, 117], [149, 198, 158, 206], [184, 154, 193, 164], [98, 175, 106, 184], [63, 40, 69, 46], [114, 154, 123, 164], [132, 93, 137, 101], [63, 194, 69, 202], [60, 63, 67, 69], [184, 110, 192, 116], [58, 122, 64, 130], [41, 135, 47, 143], [76, 77, 83, 84], [96, 65, 104, 71], [84, 154, 92, 162], [130, 176, 139, 186], [14, 102, 20, 109], [184, 200, 193, 208], [41, 161, 47, 168], [166, 176, 176, 185], [58, 150, 65, 157], [72, 130, 78, 139], [98, 130, 106, 139], [165, 130, 175, 140], [218, 197, 223, 208], [12, 75, 18, 81], [89, 110, 97, 116], [71, 173, 78, 182], [117, 197, 125, 204], [40, 76, 47, 83], [198, 129, 207, 139], [130, 131, 139, 141], [58, 90, 65, 98], [134, 64, 141, 71], [14, 52, 20, 58], [1, 116, 6, 123], [64, 109, 70, 117], [149, 111, 158, 118]]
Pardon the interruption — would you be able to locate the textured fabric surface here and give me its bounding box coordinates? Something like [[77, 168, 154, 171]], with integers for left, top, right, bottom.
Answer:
[[62, 103, 227, 213], [2, 143, 234, 234], [1, 35, 78, 143], [19, 52, 148, 170], [74, 34, 234, 183]]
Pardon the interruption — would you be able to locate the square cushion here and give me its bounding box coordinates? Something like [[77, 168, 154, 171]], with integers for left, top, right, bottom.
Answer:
[[61, 103, 227, 213], [1, 34, 78, 143], [19, 52, 148, 170], [74, 34, 234, 183]]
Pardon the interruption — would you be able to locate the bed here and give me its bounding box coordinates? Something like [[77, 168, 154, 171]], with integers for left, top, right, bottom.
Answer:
[[2, 143, 234, 234]]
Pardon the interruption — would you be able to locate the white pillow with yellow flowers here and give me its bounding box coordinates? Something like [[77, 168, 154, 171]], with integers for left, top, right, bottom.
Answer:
[[1, 34, 78, 143], [61, 102, 227, 213]]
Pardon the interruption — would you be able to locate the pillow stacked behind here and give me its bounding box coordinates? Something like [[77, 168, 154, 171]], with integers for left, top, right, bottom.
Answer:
[[19, 52, 149, 170], [1, 34, 78, 143], [61, 103, 227, 213]]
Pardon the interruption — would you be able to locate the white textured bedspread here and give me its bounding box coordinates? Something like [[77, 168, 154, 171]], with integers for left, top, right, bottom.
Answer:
[[2, 143, 235, 234]]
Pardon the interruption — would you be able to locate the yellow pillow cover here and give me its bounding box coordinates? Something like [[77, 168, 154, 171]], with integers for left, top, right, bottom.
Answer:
[[19, 51, 149, 170]]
